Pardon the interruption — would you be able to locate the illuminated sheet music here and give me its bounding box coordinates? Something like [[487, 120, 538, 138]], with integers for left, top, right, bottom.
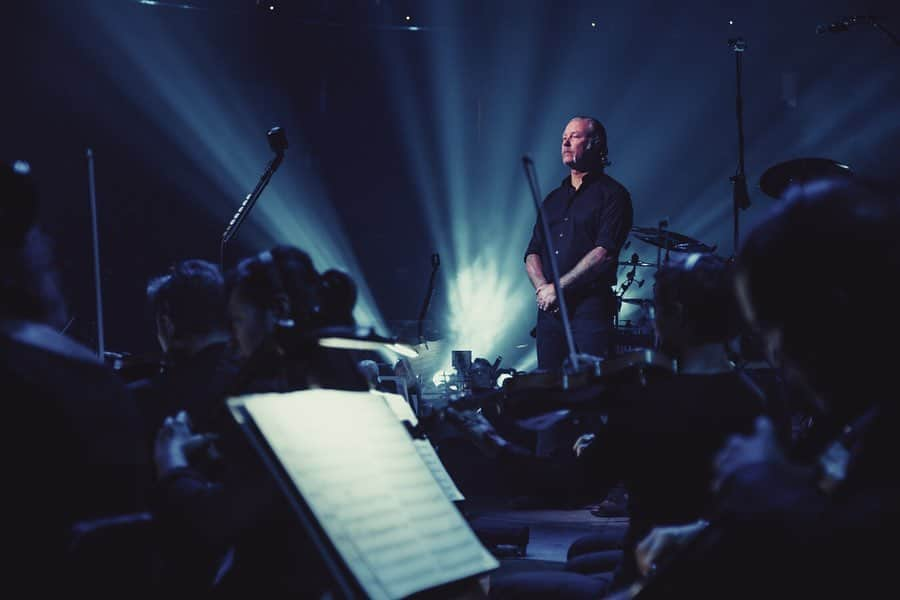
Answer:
[[236, 390, 497, 600], [412, 439, 465, 502], [378, 391, 419, 426], [376, 392, 465, 502]]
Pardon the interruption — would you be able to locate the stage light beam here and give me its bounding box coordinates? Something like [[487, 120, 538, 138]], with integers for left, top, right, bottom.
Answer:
[[66, 0, 387, 333]]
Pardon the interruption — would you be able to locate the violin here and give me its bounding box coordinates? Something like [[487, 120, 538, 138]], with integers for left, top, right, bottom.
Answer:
[[503, 349, 676, 392], [495, 349, 678, 419], [436, 350, 679, 460], [612, 521, 725, 600], [572, 349, 677, 388], [105, 350, 166, 383]]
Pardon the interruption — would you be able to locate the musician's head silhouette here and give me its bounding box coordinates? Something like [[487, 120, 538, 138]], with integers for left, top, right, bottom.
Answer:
[[736, 175, 899, 416], [0, 160, 66, 328]]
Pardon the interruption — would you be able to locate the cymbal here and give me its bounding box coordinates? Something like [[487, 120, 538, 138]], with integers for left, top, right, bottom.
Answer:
[[759, 157, 852, 199], [631, 226, 716, 253]]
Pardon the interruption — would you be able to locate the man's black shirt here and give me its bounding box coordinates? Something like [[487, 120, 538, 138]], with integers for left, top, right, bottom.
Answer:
[[525, 170, 633, 293]]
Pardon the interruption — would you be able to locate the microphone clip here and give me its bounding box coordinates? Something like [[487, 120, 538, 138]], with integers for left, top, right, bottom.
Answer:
[[728, 37, 747, 52]]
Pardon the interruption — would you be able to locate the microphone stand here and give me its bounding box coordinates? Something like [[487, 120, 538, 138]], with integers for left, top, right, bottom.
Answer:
[[728, 37, 752, 253], [818, 16, 899, 47], [872, 19, 900, 47], [220, 126, 288, 269], [86, 148, 105, 360], [522, 156, 581, 373], [416, 253, 440, 349]]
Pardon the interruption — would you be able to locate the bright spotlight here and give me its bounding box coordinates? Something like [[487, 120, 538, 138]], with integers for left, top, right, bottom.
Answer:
[[74, 2, 387, 335], [445, 257, 533, 369]]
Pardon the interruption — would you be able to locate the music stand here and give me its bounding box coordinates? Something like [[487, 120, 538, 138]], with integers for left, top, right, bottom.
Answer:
[[227, 397, 361, 599], [227, 390, 498, 600]]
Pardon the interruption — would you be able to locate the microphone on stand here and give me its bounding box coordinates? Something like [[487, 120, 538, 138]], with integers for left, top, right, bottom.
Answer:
[[220, 126, 288, 269], [267, 126, 288, 155]]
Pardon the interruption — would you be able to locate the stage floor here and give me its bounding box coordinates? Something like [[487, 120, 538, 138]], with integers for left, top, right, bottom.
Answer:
[[462, 496, 629, 578]]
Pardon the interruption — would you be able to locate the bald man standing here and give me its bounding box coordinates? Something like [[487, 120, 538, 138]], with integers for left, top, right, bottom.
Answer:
[[525, 116, 633, 369]]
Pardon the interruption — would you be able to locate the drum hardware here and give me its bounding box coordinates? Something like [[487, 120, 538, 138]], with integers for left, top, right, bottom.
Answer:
[[619, 298, 654, 306], [617, 259, 656, 267], [618, 251, 656, 268], [616, 253, 646, 313], [631, 226, 717, 255], [615, 252, 655, 331]]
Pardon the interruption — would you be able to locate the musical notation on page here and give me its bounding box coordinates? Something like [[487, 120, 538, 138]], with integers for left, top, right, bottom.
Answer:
[[232, 390, 496, 600], [376, 391, 465, 502]]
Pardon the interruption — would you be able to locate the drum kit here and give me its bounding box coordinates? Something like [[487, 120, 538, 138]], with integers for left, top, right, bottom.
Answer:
[[615, 212, 725, 350], [615, 156, 853, 353]]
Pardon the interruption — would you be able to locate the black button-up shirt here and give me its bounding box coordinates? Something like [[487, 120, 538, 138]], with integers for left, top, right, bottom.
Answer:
[[525, 170, 633, 296]]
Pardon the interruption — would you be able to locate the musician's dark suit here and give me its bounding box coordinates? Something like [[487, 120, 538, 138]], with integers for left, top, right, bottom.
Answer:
[[151, 340, 370, 595], [634, 403, 900, 599], [129, 341, 240, 448], [488, 369, 768, 599], [1, 322, 149, 594]]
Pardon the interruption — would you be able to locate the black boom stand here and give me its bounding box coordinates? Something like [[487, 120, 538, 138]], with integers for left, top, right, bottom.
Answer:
[[728, 37, 752, 253], [417, 253, 440, 348], [220, 126, 288, 269]]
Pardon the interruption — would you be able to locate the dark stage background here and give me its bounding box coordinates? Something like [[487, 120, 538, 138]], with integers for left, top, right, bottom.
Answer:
[[3, 0, 898, 376]]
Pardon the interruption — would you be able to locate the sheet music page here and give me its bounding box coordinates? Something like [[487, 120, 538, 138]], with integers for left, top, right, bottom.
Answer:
[[377, 391, 418, 426], [412, 439, 465, 502], [375, 392, 465, 502], [238, 390, 497, 600]]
